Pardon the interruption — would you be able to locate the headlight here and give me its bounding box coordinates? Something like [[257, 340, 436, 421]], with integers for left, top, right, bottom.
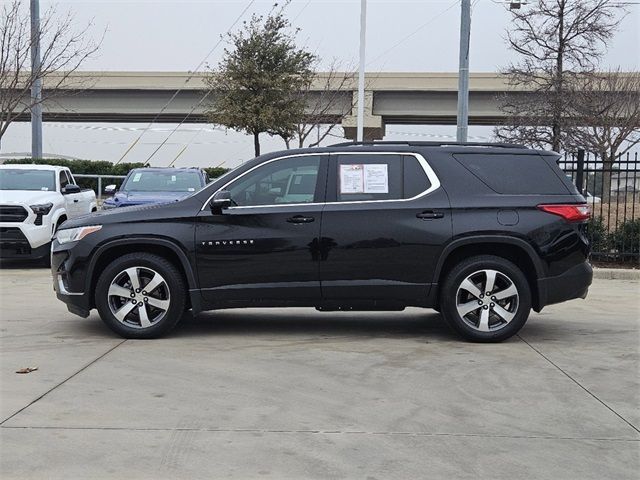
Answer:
[[55, 225, 102, 244], [30, 203, 53, 215], [101, 202, 116, 210]]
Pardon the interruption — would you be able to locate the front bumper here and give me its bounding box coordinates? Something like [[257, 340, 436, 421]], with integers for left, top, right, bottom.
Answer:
[[51, 239, 92, 317], [0, 224, 51, 259], [536, 261, 593, 310]]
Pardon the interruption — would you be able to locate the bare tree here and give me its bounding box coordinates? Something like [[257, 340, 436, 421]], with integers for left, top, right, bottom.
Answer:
[[567, 69, 640, 201], [495, 0, 624, 151], [0, 0, 100, 146], [278, 65, 356, 149]]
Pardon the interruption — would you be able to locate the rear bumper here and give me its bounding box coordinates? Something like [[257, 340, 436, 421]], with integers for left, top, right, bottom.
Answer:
[[536, 261, 593, 310]]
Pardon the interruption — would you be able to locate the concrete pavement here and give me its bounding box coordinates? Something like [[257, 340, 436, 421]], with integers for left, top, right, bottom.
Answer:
[[0, 266, 638, 479]]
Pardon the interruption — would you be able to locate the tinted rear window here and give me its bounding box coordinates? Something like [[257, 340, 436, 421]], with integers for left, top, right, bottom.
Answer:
[[453, 154, 570, 195]]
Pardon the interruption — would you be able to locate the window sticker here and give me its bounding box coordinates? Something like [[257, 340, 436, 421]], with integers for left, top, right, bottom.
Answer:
[[188, 187, 195, 192], [171, 175, 176, 182], [339, 164, 364, 194], [132, 173, 142, 182], [41, 187, 49, 191], [364, 164, 388, 193]]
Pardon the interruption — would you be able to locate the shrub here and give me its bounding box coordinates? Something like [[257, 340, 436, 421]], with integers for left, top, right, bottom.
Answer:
[[587, 216, 609, 252], [204, 167, 231, 179], [610, 218, 640, 255], [3, 158, 146, 176]]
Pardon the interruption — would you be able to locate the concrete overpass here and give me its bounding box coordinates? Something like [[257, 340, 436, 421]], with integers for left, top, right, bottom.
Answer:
[[13, 71, 532, 139]]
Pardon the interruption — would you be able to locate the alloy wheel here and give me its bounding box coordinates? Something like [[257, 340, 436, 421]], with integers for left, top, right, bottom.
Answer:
[[455, 269, 519, 332], [107, 266, 170, 329]]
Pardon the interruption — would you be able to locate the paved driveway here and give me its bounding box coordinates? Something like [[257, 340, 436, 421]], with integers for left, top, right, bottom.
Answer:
[[1, 266, 638, 479]]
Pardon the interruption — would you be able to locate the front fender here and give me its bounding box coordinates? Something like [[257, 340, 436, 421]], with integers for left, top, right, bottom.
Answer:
[[86, 236, 198, 291], [50, 207, 68, 232]]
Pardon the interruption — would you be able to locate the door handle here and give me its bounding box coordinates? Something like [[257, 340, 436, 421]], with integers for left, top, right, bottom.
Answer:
[[416, 210, 444, 219], [287, 215, 315, 224]]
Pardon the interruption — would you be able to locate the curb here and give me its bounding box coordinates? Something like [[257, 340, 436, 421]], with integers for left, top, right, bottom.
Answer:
[[593, 268, 640, 280]]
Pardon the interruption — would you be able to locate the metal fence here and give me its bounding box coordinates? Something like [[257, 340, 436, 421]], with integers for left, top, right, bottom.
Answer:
[[558, 150, 639, 264], [73, 174, 126, 202]]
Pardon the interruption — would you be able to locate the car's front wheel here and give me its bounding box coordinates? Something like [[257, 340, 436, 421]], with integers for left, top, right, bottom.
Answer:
[[95, 253, 186, 338], [440, 255, 531, 342]]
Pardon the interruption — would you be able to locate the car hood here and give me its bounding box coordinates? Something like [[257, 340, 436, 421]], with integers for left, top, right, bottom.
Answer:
[[63, 195, 201, 229], [108, 190, 193, 205], [0, 190, 57, 205]]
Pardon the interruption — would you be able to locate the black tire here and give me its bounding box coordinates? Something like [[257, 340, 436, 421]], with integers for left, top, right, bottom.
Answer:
[[95, 253, 186, 339], [440, 255, 531, 342]]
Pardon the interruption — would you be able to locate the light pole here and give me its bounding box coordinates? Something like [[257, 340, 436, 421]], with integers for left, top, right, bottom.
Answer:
[[357, 0, 367, 142], [456, 0, 471, 143], [30, 0, 43, 159]]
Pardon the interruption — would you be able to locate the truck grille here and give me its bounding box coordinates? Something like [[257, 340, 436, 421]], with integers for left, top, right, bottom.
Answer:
[[0, 205, 29, 222]]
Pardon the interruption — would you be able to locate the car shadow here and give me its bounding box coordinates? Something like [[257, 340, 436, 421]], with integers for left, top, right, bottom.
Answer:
[[167, 309, 458, 341], [0, 259, 48, 269]]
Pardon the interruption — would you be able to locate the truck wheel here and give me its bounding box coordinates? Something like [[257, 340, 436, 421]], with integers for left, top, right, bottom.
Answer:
[[440, 255, 531, 342], [95, 253, 186, 339]]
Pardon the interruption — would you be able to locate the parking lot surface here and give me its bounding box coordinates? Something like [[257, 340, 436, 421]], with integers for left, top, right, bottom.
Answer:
[[0, 265, 638, 479]]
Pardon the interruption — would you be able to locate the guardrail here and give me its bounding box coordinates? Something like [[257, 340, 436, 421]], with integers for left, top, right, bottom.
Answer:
[[73, 174, 126, 202]]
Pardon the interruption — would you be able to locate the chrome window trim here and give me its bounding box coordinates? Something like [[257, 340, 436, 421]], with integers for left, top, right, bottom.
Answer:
[[201, 151, 441, 211]]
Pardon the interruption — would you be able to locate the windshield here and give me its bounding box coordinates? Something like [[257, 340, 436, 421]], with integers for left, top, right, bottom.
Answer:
[[122, 170, 203, 193], [0, 169, 56, 191]]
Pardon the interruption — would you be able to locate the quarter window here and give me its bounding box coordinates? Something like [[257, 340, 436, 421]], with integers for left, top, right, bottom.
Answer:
[[227, 156, 322, 207], [403, 155, 431, 198], [453, 153, 570, 195]]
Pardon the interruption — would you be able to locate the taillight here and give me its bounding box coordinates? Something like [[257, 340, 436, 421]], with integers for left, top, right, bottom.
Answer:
[[537, 204, 591, 222]]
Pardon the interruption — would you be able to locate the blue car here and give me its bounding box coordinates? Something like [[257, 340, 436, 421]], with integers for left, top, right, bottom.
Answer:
[[102, 168, 208, 209]]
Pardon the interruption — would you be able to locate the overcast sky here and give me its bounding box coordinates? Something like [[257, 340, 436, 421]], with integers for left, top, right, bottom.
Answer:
[[3, 0, 639, 167]]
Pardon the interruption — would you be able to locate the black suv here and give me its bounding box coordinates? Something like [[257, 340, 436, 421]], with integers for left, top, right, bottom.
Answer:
[[52, 142, 592, 342]]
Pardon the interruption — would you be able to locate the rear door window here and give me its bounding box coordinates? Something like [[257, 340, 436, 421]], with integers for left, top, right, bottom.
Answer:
[[335, 154, 431, 202], [453, 153, 571, 194]]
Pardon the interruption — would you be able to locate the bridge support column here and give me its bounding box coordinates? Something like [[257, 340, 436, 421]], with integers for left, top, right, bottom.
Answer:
[[341, 91, 385, 141]]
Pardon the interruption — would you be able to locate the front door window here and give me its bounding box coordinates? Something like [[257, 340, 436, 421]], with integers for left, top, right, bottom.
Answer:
[[226, 156, 322, 207]]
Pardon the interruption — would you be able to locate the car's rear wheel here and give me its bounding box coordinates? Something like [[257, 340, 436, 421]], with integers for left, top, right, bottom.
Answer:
[[440, 255, 531, 342], [95, 253, 186, 338]]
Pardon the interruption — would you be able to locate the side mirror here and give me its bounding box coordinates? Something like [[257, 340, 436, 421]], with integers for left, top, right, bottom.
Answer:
[[62, 184, 81, 195], [104, 184, 117, 194], [209, 190, 232, 212]]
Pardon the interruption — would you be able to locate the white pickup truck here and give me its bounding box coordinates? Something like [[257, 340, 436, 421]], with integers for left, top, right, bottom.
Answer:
[[0, 164, 97, 263]]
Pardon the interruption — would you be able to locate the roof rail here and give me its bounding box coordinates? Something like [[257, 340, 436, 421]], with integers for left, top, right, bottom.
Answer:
[[328, 140, 528, 149]]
